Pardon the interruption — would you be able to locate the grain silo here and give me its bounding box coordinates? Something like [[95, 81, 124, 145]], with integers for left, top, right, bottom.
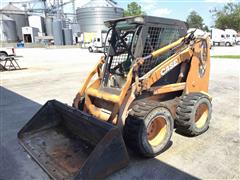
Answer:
[[63, 28, 73, 45], [0, 14, 18, 42], [53, 20, 64, 45], [76, 0, 123, 33], [45, 17, 53, 36], [1, 3, 28, 40]]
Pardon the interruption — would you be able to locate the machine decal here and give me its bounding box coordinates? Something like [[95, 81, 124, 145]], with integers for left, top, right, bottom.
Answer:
[[160, 59, 179, 76]]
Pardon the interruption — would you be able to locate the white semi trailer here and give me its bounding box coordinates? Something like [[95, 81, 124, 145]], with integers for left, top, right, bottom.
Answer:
[[225, 29, 240, 45], [211, 28, 235, 46]]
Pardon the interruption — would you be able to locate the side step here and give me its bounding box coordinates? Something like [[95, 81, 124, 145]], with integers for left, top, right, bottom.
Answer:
[[18, 100, 129, 179]]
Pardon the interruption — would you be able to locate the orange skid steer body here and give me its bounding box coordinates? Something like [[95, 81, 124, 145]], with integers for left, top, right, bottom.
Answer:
[[18, 16, 212, 179]]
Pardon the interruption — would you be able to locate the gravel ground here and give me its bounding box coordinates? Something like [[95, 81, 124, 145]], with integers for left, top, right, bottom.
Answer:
[[0, 47, 239, 180]]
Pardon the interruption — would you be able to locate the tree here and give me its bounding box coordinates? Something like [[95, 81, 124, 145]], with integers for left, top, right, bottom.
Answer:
[[186, 11, 204, 29], [123, 2, 145, 17], [211, 3, 240, 31]]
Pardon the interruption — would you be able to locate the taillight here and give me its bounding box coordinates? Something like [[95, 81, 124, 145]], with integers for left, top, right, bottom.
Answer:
[[12, 48, 15, 55]]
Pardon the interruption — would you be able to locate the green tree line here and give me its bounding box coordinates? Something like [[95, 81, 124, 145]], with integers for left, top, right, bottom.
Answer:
[[124, 2, 240, 32]]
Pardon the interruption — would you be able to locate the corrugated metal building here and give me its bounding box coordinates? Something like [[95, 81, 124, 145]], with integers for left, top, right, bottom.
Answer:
[[53, 20, 64, 45], [28, 15, 45, 33], [22, 26, 39, 43], [1, 3, 28, 40], [45, 17, 54, 36], [76, 0, 123, 33], [0, 14, 18, 42], [63, 28, 73, 45]]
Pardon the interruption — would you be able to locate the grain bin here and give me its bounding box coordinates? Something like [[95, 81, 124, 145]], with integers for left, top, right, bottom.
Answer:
[[0, 14, 18, 42], [1, 3, 28, 40], [53, 20, 63, 45], [63, 28, 73, 45], [45, 17, 53, 36], [76, 0, 123, 32], [70, 23, 80, 44]]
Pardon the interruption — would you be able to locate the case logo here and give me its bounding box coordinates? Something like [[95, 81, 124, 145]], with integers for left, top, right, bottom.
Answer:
[[161, 60, 179, 76]]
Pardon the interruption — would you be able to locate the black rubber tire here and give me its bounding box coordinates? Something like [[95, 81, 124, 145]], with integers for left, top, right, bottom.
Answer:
[[176, 93, 212, 136], [78, 97, 85, 110], [0, 51, 8, 58], [88, 47, 93, 52], [72, 96, 85, 110], [124, 100, 174, 158], [225, 42, 231, 46]]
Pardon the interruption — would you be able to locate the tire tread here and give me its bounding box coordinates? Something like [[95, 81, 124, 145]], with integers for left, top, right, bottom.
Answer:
[[176, 93, 212, 136]]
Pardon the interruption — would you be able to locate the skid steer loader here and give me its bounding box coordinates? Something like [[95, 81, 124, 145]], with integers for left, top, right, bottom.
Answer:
[[18, 16, 212, 179]]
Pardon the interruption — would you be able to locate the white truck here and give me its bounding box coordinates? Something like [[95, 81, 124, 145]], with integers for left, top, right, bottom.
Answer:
[[0, 47, 16, 58], [225, 29, 237, 45], [210, 28, 235, 46], [225, 29, 240, 45], [86, 31, 108, 53]]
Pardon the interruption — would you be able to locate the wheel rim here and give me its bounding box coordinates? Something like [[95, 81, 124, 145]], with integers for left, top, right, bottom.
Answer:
[[199, 40, 208, 77], [147, 116, 167, 147], [195, 103, 209, 128]]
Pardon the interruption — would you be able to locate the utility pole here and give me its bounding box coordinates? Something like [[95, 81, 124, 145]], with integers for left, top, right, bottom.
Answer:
[[42, 0, 47, 18], [72, 0, 76, 23], [22, 4, 29, 26], [60, 0, 64, 19]]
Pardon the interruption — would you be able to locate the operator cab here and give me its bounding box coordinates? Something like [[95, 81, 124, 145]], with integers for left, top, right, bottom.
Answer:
[[102, 16, 187, 90]]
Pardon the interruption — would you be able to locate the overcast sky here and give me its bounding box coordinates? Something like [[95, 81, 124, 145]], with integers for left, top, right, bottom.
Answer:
[[1, 0, 239, 27]]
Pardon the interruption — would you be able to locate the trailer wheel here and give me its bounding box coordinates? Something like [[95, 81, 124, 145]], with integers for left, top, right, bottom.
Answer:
[[124, 100, 173, 157], [225, 42, 231, 46], [176, 93, 212, 136], [88, 47, 93, 52]]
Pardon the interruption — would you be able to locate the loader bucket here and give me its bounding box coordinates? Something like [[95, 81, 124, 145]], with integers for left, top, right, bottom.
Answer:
[[18, 100, 129, 180]]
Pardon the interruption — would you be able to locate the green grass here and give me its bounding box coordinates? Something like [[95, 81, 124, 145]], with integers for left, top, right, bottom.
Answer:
[[211, 55, 240, 59]]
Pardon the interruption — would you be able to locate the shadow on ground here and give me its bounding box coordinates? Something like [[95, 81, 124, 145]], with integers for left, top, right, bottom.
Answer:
[[0, 86, 197, 180], [107, 149, 198, 180], [0, 86, 48, 180]]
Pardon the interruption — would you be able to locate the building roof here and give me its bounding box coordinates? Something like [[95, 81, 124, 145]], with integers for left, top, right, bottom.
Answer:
[[1, 3, 25, 15]]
